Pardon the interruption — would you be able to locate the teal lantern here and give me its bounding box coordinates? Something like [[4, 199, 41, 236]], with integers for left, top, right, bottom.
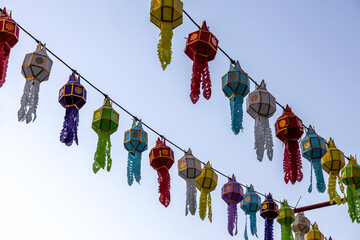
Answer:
[[124, 119, 148, 186], [240, 185, 261, 239], [301, 125, 327, 193], [222, 61, 250, 135]]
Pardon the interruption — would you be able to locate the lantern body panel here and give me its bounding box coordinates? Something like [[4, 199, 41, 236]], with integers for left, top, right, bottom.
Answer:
[[92, 98, 119, 135], [59, 74, 87, 110], [0, 9, 19, 47], [222, 62, 249, 98], [150, 0, 183, 29], [178, 149, 202, 180], [149, 139, 174, 170], [321, 139, 345, 173], [275, 106, 304, 142], [260, 194, 279, 220], [21, 44, 53, 83], [277, 200, 295, 225], [301, 127, 327, 161], [124, 121, 148, 153], [185, 22, 218, 61], [292, 212, 310, 235], [240, 185, 261, 213], [341, 156, 360, 187], [196, 162, 218, 192], [221, 176, 244, 204], [246, 80, 276, 119]]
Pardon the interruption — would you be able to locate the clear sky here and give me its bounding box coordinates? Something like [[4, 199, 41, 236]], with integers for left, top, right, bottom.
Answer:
[[0, 0, 359, 239]]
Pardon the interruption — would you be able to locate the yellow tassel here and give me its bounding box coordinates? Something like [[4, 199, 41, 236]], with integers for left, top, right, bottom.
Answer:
[[338, 174, 347, 204], [208, 193, 212, 223], [199, 188, 208, 221], [328, 172, 347, 205], [157, 22, 173, 70]]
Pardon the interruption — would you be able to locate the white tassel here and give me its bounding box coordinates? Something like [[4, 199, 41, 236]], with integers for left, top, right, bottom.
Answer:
[[294, 232, 305, 240], [18, 80, 40, 123], [254, 116, 274, 161], [185, 179, 197, 216]]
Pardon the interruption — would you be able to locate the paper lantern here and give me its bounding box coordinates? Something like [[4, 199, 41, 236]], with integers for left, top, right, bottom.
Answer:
[[185, 21, 218, 104], [150, 0, 183, 70], [18, 43, 53, 123], [301, 126, 327, 193], [58, 73, 87, 146], [305, 222, 324, 240], [149, 138, 175, 207], [341, 155, 360, 223], [0, 8, 19, 88], [260, 193, 279, 240], [292, 212, 310, 240], [321, 138, 346, 205], [247, 80, 276, 161], [275, 105, 304, 184], [196, 161, 218, 222], [222, 175, 244, 236], [124, 120, 148, 186], [240, 185, 261, 239], [277, 200, 295, 240], [178, 149, 202, 215], [92, 97, 119, 173], [222, 61, 250, 134]]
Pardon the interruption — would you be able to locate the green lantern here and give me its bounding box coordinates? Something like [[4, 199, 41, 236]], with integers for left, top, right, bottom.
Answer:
[[92, 97, 119, 173], [341, 155, 360, 223], [277, 200, 295, 240]]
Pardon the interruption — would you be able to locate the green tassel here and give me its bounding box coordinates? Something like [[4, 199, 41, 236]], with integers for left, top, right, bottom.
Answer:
[[157, 22, 173, 70], [347, 186, 360, 223], [281, 224, 293, 240], [93, 131, 112, 174]]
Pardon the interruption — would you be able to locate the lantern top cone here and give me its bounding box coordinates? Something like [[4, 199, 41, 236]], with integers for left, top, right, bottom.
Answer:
[[341, 155, 360, 187], [321, 138, 345, 173], [260, 193, 279, 220], [0, 7, 19, 48]]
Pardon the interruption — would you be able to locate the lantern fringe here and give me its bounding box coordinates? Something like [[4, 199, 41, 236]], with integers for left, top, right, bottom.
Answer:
[[227, 201, 238, 236], [60, 107, 79, 146], [265, 219, 274, 240], [185, 179, 197, 216], [347, 186, 360, 223], [0, 43, 10, 88], [283, 141, 303, 184], [127, 151, 142, 186], [199, 189, 212, 222], [328, 172, 347, 205], [294, 232, 305, 240], [230, 95, 244, 135], [250, 212, 258, 237], [18, 79, 40, 123], [281, 225, 294, 240], [244, 215, 249, 240], [309, 159, 326, 193], [255, 116, 273, 161], [93, 131, 112, 174], [157, 22, 173, 71], [190, 55, 210, 104], [158, 167, 171, 207]]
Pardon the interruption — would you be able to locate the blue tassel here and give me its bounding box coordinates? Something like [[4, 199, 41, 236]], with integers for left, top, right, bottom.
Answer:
[[308, 161, 313, 193], [133, 151, 142, 183], [313, 159, 326, 193], [127, 152, 135, 186], [250, 212, 258, 237], [244, 215, 249, 240], [230, 95, 244, 135]]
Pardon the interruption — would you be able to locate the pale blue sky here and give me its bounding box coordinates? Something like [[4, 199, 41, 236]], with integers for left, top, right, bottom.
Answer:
[[0, 0, 359, 239]]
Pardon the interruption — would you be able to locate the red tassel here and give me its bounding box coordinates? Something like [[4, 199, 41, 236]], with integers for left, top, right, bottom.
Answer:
[[284, 141, 303, 184], [0, 43, 11, 88], [158, 167, 171, 207], [202, 61, 211, 100], [190, 55, 207, 104]]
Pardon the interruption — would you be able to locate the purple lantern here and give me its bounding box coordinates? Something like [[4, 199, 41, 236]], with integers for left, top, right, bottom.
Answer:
[[221, 175, 244, 236], [58, 72, 87, 146]]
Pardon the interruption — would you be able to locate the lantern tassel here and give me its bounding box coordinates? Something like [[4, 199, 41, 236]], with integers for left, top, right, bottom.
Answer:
[[127, 151, 142, 186], [313, 159, 326, 193], [281, 224, 294, 240], [244, 215, 249, 240], [208, 192, 212, 223], [0, 43, 10, 88], [250, 212, 258, 237], [227, 201, 238, 236], [199, 189, 209, 221], [308, 161, 313, 193], [158, 167, 171, 207], [264, 117, 274, 161], [157, 22, 173, 70], [284, 141, 303, 184], [18, 80, 40, 123], [230, 95, 244, 135], [60, 107, 79, 146], [265, 219, 274, 240], [255, 116, 273, 161], [190, 55, 206, 104], [346, 185, 360, 223], [294, 232, 305, 240], [185, 179, 197, 216], [93, 131, 112, 174], [202, 60, 211, 100], [328, 172, 346, 205]]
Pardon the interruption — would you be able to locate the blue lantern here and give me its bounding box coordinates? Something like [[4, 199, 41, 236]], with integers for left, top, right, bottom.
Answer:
[[124, 120, 148, 186], [240, 185, 261, 240], [301, 125, 327, 193], [222, 61, 250, 134]]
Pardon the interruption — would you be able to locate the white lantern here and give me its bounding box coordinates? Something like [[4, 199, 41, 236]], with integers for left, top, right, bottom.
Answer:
[[292, 212, 310, 240]]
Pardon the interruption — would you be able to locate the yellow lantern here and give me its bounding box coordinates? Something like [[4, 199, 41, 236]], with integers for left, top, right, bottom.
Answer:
[[305, 222, 324, 240]]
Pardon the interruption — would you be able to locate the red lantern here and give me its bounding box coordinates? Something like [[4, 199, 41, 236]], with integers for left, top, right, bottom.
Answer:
[[149, 138, 175, 207], [0, 8, 19, 87], [185, 21, 218, 104], [275, 105, 304, 184]]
